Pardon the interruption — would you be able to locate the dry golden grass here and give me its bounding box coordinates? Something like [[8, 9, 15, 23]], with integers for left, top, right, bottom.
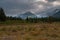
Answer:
[[0, 22, 60, 40]]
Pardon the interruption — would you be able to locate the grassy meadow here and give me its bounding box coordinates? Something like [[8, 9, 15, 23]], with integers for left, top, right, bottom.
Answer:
[[0, 20, 60, 40]]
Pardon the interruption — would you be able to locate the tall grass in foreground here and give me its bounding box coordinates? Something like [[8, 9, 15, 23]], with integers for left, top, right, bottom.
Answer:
[[0, 22, 60, 40]]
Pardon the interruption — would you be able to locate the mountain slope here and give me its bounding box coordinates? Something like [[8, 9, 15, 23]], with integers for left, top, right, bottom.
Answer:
[[18, 12, 37, 19], [37, 6, 60, 18], [52, 9, 60, 18]]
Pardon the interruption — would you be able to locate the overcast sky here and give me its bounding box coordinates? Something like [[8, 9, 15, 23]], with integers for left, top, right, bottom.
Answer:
[[0, 0, 60, 16]]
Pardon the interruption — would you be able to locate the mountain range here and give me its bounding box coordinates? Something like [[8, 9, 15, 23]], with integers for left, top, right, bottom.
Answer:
[[17, 8, 60, 19]]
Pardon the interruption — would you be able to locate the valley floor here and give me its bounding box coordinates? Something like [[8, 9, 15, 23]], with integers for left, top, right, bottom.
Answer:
[[0, 22, 60, 40]]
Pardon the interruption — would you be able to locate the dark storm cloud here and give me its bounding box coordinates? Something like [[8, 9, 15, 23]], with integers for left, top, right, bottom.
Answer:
[[0, 0, 36, 16], [0, 0, 60, 16], [47, 0, 56, 2]]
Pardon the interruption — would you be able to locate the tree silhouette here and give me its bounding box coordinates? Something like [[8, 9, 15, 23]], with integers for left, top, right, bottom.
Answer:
[[0, 8, 6, 21]]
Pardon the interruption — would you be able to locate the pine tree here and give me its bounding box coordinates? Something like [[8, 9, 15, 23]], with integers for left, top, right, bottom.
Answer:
[[0, 8, 6, 21]]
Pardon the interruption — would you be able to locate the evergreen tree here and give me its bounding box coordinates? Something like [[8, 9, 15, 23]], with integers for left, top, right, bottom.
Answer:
[[0, 8, 6, 21]]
